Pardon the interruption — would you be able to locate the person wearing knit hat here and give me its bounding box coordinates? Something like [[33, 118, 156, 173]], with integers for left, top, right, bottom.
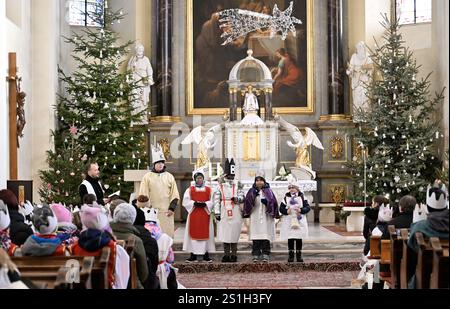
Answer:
[[110, 203, 149, 288], [243, 170, 279, 262], [21, 206, 68, 257], [139, 144, 180, 238], [279, 181, 311, 262], [50, 203, 79, 245], [0, 189, 33, 246], [406, 183, 449, 288], [137, 195, 150, 209], [182, 170, 215, 263], [71, 205, 130, 289]]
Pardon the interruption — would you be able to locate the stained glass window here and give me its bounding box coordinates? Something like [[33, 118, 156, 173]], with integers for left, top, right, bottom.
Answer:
[[68, 0, 104, 27], [396, 0, 432, 25]]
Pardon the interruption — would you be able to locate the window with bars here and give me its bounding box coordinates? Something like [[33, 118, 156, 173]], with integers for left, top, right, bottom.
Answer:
[[68, 0, 104, 27], [395, 0, 432, 25]]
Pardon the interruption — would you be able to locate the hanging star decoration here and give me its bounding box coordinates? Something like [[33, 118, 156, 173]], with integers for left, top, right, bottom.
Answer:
[[218, 1, 302, 46]]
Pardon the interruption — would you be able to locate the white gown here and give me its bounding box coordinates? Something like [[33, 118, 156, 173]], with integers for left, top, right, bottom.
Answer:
[[248, 192, 276, 241]]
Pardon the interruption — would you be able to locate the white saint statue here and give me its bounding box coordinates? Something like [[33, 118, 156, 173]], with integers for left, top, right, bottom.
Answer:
[[240, 91, 264, 126], [346, 41, 373, 122], [127, 42, 154, 124]]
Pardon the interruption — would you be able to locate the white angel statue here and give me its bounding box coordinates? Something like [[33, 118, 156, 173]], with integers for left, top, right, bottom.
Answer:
[[181, 125, 222, 169], [278, 117, 324, 178]]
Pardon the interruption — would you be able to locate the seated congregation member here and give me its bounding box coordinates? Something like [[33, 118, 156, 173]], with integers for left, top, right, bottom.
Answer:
[[279, 181, 311, 263], [145, 209, 182, 289], [381, 195, 415, 239], [0, 189, 33, 246], [133, 203, 160, 289], [110, 203, 149, 289], [243, 172, 279, 262], [182, 170, 215, 263], [50, 203, 79, 245], [70, 205, 129, 289], [0, 200, 18, 256], [371, 203, 393, 237], [21, 206, 68, 256], [407, 185, 449, 288], [363, 195, 389, 256]]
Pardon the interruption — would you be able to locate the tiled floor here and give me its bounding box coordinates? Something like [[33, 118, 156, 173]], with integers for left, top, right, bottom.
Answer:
[[173, 222, 364, 289]]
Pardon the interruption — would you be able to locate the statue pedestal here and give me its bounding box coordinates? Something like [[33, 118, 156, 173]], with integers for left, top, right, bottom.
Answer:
[[124, 170, 149, 195], [225, 121, 279, 181], [291, 166, 316, 180]]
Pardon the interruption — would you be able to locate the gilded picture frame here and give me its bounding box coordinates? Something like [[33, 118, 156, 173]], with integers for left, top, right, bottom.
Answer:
[[186, 0, 315, 115]]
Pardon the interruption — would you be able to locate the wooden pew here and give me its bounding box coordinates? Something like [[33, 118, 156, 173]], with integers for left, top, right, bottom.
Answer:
[[415, 233, 449, 289], [399, 228, 413, 289], [89, 247, 111, 289], [369, 235, 381, 259], [429, 237, 449, 289], [13, 255, 94, 289], [117, 236, 138, 289], [387, 225, 404, 289]]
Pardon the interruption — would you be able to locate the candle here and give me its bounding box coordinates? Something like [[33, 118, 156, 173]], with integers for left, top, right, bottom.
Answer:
[[436, 131, 439, 139], [18, 186, 25, 205]]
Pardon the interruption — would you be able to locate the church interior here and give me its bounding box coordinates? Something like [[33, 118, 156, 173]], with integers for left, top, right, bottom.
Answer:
[[0, 0, 448, 290]]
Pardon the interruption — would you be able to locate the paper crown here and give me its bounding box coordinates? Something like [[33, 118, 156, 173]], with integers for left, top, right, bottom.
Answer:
[[143, 207, 159, 224], [413, 203, 428, 223], [255, 169, 265, 179], [151, 144, 166, 164], [224, 158, 236, 176], [0, 200, 11, 231], [377, 204, 393, 223], [426, 185, 447, 210], [192, 168, 207, 181]]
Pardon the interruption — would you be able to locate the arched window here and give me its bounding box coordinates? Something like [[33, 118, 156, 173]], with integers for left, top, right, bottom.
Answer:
[[395, 0, 432, 25], [68, 0, 104, 27]]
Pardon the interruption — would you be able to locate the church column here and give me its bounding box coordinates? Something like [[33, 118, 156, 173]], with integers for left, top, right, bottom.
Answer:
[[31, 0, 60, 202], [325, 0, 349, 117], [152, 0, 174, 120], [264, 89, 273, 121]]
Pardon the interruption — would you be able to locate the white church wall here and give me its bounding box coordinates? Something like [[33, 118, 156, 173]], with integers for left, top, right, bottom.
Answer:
[[5, 0, 32, 184], [0, 0, 7, 189]]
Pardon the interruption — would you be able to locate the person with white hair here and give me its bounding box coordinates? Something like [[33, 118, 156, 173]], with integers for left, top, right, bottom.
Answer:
[[110, 203, 149, 288]]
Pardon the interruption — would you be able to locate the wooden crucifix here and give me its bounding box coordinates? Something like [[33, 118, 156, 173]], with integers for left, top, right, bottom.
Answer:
[[7, 53, 18, 180]]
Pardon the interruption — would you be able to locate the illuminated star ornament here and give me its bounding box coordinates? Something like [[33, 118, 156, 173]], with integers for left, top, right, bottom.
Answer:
[[218, 1, 302, 46]]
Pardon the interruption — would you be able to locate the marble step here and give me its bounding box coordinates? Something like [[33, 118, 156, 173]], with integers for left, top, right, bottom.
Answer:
[[173, 249, 363, 263], [172, 239, 364, 251]]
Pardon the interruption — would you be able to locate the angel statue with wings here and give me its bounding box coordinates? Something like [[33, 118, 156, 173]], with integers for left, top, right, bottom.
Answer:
[[182, 125, 222, 169], [277, 117, 324, 178]]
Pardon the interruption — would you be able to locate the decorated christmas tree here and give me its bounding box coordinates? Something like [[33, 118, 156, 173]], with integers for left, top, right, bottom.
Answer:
[[38, 128, 86, 206], [347, 15, 445, 203], [40, 2, 147, 203]]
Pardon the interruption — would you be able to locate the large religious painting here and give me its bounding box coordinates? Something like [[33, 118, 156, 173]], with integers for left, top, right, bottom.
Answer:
[[187, 0, 314, 115]]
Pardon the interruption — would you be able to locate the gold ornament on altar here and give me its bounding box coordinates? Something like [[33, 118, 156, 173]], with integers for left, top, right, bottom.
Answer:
[[330, 185, 345, 204], [157, 138, 171, 161], [330, 136, 344, 160]]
